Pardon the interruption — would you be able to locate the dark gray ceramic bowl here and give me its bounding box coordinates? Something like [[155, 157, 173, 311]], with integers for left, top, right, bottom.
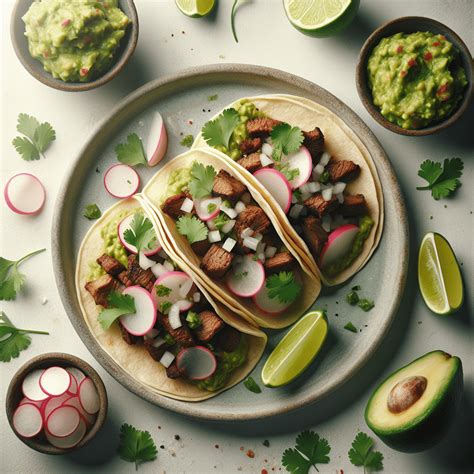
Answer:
[[10, 0, 138, 92], [356, 16, 473, 136]]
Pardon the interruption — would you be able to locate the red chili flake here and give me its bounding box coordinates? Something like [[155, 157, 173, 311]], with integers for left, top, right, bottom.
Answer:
[[61, 19, 71, 27], [408, 58, 416, 67], [437, 83, 449, 95], [396, 45, 403, 53], [188, 120, 193, 125], [246, 449, 255, 458], [432, 41, 441, 47], [80, 68, 89, 77], [400, 70, 407, 78], [424, 52, 433, 61], [262, 470, 268, 474]]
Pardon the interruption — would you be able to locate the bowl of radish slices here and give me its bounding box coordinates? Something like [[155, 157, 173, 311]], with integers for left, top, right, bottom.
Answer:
[[6, 353, 107, 454]]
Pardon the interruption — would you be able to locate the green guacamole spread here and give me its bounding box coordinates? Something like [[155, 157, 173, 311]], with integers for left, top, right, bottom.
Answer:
[[165, 167, 192, 199], [22, 0, 130, 83], [367, 32, 467, 129]]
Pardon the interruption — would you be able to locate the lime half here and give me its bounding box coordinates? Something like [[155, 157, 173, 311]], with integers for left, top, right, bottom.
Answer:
[[175, 0, 215, 18], [283, 0, 360, 37], [418, 232, 463, 315], [261, 310, 328, 387]]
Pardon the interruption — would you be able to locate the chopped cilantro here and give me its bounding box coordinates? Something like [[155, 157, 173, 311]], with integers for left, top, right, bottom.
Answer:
[[358, 298, 375, 312], [266, 271, 301, 304], [207, 203, 217, 213], [243, 376, 262, 393], [180, 134, 194, 148], [416, 158, 463, 200], [348, 432, 384, 471], [186, 311, 201, 329], [155, 285, 172, 297], [319, 170, 330, 184], [201, 108, 240, 149], [98, 292, 136, 330], [207, 94, 218, 101], [160, 301, 172, 314], [346, 290, 360, 305], [83, 204, 102, 220], [271, 123, 304, 161], [344, 322, 358, 333], [352, 285, 361, 291], [213, 213, 229, 230], [176, 215, 209, 244], [163, 333, 175, 345], [115, 133, 147, 166]]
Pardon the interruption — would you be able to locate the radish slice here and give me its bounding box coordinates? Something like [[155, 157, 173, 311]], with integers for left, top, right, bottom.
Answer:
[[253, 280, 292, 314], [19, 397, 44, 409], [42, 393, 72, 420], [4, 173, 46, 215], [78, 378, 100, 415], [320, 224, 359, 269], [286, 146, 313, 189], [40, 367, 71, 397], [46, 405, 80, 438], [145, 111, 168, 166], [45, 419, 86, 449], [119, 286, 157, 336], [152, 271, 194, 312], [253, 168, 292, 214], [194, 197, 222, 221], [226, 256, 265, 298], [63, 396, 96, 425], [67, 374, 78, 394], [22, 369, 49, 401], [66, 367, 86, 386], [104, 164, 140, 199], [13, 403, 43, 438], [117, 214, 162, 256], [176, 346, 217, 380]]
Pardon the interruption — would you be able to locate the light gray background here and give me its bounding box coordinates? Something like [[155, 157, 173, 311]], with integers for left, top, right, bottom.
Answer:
[[1, 1, 472, 473]]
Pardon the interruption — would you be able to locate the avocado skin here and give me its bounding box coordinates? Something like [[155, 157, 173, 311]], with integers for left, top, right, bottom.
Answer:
[[365, 353, 463, 452]]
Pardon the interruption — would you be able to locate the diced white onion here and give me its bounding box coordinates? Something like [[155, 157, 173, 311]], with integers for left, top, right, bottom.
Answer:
[[264, 246, 277, 258], [253, 233, 263, 242], [301, 191, 311, 201], [322, 215, 332, 232], [220, 204, 237, 219], [179, 279, 193, 298], [322, 187, 333, 201], [260, 153, 274, 167], [144, 328, 159, 340], [159, 351, 175, 368], [241, 227, 253, 238], [207, 219, 217, 230], [262, 143, 273, 156], [307, 181, 321, 193], [221, 219, 236, 234], [176, 300, 191, 311], [164, 260, 174, 271], [139, 251, 155, 270], [208, 230, 222, 243], [332, 182, 347, 194], [192, 292, 201, 302], [336, 193, 344, 204], [289, 204, 304, 219], [256, 241, 266, 253], [235, 201, 246, 214], [257, 253, 265, 261], [151, 262, 167, 278], [241, 192, 252, 204], [319, 152, 331, 166], [180, 197, 194, 213], [243, 236, 259, 251], [299, 183, 310, 194], [152, 337, 166, 349], [314, 164, 325, 175], [168, 304, 182, 329], [222, 238, 237, 253]]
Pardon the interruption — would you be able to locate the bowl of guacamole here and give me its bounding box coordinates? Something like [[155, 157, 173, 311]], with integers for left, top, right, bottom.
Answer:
[[356, 17, 472, 136], [11, 0, 138, 91]]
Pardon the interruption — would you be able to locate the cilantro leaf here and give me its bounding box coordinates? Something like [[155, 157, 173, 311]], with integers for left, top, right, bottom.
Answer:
[[13, 114, 56, 160], [180, 134, 194, 148], [155, 284, 172, 297], [83, 204, 102, 220], [98, 292, 136, 330], [271, 123, 304, 160], [0, 249, 46, 301], [213, 213, 229, 230], [115, 133, 147, 166], [282, 430, 331, 474], [118, 423, 157, 470], [348, 432, 384, 471], [12, 136, 40, 161], [344, 322, 358, 333], [188, 161, 217, 199], [201, 108, 240, 149], [266, 271, 301, 304], [16, 113, 40, 140], [123, 213, 157, 253], [243, 376, 262, 393], [176, 215, 208, 244], [34, 122, 56, 152], [416, 158, 463, 200]]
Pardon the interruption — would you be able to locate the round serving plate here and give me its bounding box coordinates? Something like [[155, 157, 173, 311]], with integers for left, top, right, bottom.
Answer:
[[52, 64, 408, 421]]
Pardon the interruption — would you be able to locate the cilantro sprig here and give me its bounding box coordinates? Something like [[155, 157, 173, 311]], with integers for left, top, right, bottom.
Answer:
[[83, 204, 102, 220], [188, 161, 217, 198], [271, 123, 304, 161], [266, 271, 301, 304], [12, 113, 56, 161], [115, 133, 147, 166], [0, 248, 46, 301], [416, 158, 463, 200], [0, 312, 49, 363], [348, 432, 384, 472], [123, 213, 157, 253], [176, 215, 208, 244], [201, 109, 240, 149], [98, 292, 136, 330], [282, 430, 331, 473], [118, 423, 157, 470]]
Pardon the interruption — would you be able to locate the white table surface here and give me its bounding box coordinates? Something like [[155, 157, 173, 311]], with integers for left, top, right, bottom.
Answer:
[[1, 1, 473, 473]]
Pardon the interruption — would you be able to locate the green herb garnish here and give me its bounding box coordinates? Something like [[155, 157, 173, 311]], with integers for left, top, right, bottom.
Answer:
[[207, 94, 218, 101], [180, 134, 194, 148], [266, 271, 301, 304], [416, 158, 463, 200], [123, 213, 157, 253], [98, 292, 136, 330], [201, 109, 240, 149], [213, 213, 229, 230], [358, 299, 375, 312], [348, 432, 384, 472], [344, 322, 358, 333], [163, 333, 175, 345], [118, 423, 158, 470], [186, 311, 201, 329], [243, 376, 262, 393], [188, 161, 217, 198], [319, 170, 330, 184], [83, 204, 102, 220], [271, 123, 304, 161], [176, 215, 209, 244], [160, 301, 172, 314], [155, 285, 172, 297], [352, 285, 361, 291], [207, 203, 217, 213], [115, 133, 147, 166], [346, 290, 360, 305]]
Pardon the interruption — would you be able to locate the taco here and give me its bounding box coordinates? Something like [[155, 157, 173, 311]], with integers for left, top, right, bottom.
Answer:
[[142, 148, 321, 329], [193, 94, 384, 286], [76, 196, 267, 401]]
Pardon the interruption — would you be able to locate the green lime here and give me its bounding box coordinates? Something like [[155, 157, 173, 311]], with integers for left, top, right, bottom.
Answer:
[[175, 0, 215, 18], [418, 232, 463, 315], [283, 0, 360, 37], [261, 310, 328, 387]]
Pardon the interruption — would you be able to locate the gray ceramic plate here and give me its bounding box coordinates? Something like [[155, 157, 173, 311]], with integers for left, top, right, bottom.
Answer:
[[52, 64, 408, 421]]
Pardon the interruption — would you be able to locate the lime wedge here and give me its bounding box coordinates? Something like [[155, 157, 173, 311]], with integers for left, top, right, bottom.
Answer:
[[175, 0, 215, 17], [283, 0, 360, 37], [261, 310, 328, 387], [418, 232, 463, 315]]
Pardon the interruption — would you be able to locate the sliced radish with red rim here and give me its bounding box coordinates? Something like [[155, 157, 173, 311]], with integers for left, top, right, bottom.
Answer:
[[39, 366, 71, 396], [4, 173, 46, 215], [226, 256, 265, 298], [253, 168, 292, 214], [118, 214, 162, 256], [152, 271, 194, 312], [145, 111, 168, 166], [42, 393, 72, 420], [176, 346, 217, 380], [194, 197, 222, 221], [119, 286, 157, 336], [19, 397, 44, 409], [46, 405, 80, 438], [253, 280, 292, 314], [13, 403, 43, 438], [104, 164, 140, 199], [320, 224, 359, 269], [78, 378, 100, 415], [45, 419, 86, 449], [286, 146, 312, 189], [66, 367, 86, 386], [63, 396, 96, 425], [22, 369, 49, 401]]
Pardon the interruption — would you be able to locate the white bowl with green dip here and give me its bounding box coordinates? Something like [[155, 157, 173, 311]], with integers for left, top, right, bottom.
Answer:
[[11, 0, 138, 92], [356, 16, 473, 136]]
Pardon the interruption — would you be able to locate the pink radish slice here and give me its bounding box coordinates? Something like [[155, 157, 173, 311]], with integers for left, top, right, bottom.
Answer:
[[253, 168, 292, 214], [42, 393, 72, 420], [63, 396, 96, 425], [145, 111, 168, 166], [253, 280, 292, 314], [118, 214, 162, 256], [22, 369, 49, 401], [119, 286, 157, 336], [286, 146, 313, 189], [13, 403, 43, 438], [45, 419, 86, 449], [226, 256, 265, 298], [40, 367, 71, 396], [78, 378, 100, 415], [46, 405, 80, 438], [67, 374, 78, 394], [104, 164, 140, 198], [320, 224, 359, 269], [4, 173, 46, 215], [194, 197, 221, 221], [66, 367, 86, 386], [176, 346, 217, 380], [152, 271, 194, 311], [19, 397, 44, 409]]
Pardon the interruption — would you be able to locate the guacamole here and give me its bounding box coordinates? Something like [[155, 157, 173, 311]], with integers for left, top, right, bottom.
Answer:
[[165, 167, 192, 199], [367, 32, 467, 129], [22, 0, 130, 83]]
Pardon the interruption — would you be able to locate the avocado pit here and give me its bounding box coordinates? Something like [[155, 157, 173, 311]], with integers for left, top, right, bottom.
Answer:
[[387, 375, 427, 413]]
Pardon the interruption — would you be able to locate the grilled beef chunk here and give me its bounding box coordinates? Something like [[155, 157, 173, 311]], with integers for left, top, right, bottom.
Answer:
[[194, 311, 224, 342], [144, 338, 167, 361], [304, 194, 339, 217], [237, 205, 270, 235], [237, 152, 262, 173], [214, 326, 241, 353], [239, 137, 262, 155], [264, 252, 296, 275], [166, 361, 183, 379], [162, 192, 190, 218], [201, 244, 234, 279], [303, 127, 325, 161], [212, 170, 246, 203], [340, 194, 368, 216], [247, 118, 281, 138], [120, 322, 141, 345], [126, 255, 155, 292], [302, 216, 328, 259], [85, 274, 121, 307], [117, 270, 132, 287], [191, 239, 212, 256], [326, 159, 360, 183], [157, 313, 195, 348], [97, 254, 125, 276]]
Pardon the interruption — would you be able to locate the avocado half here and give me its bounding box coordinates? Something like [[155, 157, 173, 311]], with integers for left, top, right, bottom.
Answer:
[[365, 350, 463, 452]]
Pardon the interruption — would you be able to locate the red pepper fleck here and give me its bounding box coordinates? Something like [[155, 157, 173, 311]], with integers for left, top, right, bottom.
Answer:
[[61, 19, 70, 27], [408, 58, 416, 67], [432, 41, 441, 47], [400, 70, 407, 78], [80, 68, 89, 77], [262, 470, 268, 474], [246, 449, 255, 458], [437, 83, 449, 95], [188, 120, 193, 125], [424, 52, 433, 61], [396, 45, 403, 54]]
